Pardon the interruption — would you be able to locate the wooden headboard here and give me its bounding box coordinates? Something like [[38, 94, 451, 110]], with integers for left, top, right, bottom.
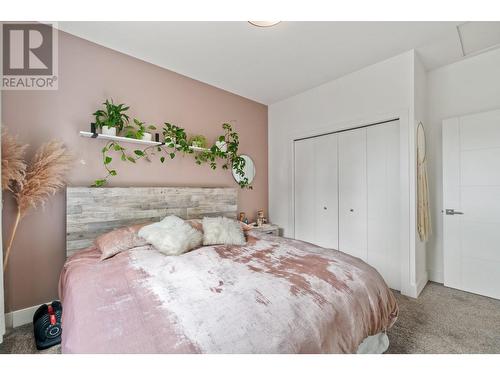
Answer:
[[66, 187, 238, 257]]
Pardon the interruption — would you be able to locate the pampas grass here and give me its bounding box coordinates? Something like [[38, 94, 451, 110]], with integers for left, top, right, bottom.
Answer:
[[1, 130, 28, 192], [2, 131, 72, 271], [15, 141, 73, 214]]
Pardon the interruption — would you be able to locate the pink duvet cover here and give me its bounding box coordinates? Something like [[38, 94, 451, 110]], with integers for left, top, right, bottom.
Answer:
[[59, 231, 398, 353]]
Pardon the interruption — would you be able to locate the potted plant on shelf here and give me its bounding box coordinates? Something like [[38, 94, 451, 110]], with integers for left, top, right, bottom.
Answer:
[[188, 134, 207, 149], [93, 99, 130, 136], [124, 119, 157, 141]]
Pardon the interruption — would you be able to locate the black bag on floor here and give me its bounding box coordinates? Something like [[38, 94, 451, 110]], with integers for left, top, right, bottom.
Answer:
[[33, 301, 62, 350]]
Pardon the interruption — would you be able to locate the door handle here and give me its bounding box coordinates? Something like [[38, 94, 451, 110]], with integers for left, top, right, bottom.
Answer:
[[445, 209, 464, 215]]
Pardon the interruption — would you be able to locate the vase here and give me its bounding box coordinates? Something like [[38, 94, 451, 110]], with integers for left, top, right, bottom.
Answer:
[[216, 140, 227, 152], [101, 126, 116, 136]]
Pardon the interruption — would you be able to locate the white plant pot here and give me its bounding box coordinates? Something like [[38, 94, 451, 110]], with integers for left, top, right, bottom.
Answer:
[[101, 126, 116, 136], [216, 140, 227, 152], [141, 132, 152, 141], [164, 137, 176, 146]]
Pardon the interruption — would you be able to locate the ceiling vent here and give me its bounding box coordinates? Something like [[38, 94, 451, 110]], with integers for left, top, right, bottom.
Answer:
[[457, 22, 500, 56]]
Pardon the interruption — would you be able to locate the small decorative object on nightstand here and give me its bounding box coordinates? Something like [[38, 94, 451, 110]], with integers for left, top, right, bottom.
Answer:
[[256, 209, 267, 227], [239, 212, 249, 224], [251, 223, 280, 236]]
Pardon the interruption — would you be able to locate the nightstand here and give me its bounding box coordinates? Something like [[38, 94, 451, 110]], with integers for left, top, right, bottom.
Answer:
[[250, 223, 280, 236]]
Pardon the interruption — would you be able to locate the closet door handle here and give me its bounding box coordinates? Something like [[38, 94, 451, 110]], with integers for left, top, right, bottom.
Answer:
[[323, 206, 327, 210], [445, 209, 464, 215]]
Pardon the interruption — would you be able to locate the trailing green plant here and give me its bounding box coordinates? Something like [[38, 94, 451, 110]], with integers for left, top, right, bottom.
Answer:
[[188, 135, 207, 148], [92, 141, 156, 187], [92, 122, 252, 189], [93, 99, 130, 133], [124, 118, 157, 139], [162, 122, 190, 152]]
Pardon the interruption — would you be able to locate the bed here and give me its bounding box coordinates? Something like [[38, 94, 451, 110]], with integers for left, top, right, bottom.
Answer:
[[60, 187, 398, 354]]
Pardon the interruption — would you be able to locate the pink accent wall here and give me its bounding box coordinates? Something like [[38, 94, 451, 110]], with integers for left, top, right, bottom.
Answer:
[[1, 31, 268, 312]]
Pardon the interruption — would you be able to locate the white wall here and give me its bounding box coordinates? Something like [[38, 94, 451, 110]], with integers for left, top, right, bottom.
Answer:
[[269, 50, 426, 297], [426, 48, 500, 282], [413, 53, 429, 292], [269, 50, 412, 233], [269, 45, 500, 293]]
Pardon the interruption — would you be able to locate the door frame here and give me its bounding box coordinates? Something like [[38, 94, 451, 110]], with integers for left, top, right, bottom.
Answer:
[[289, 109, 415, 297]]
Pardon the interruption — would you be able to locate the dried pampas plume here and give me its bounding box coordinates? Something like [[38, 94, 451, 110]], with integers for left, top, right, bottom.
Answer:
[[16, 141, 73, 215], [2, 132, 73, 271], [1, 130, 28, 191]]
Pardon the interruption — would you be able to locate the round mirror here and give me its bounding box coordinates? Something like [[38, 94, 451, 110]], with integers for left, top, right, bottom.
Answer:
[[232, 155, 255, 184]]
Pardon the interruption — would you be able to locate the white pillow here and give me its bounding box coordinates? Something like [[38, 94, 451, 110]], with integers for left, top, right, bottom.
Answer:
[[138, 215, 203, 256], [202, 216, 246, 246]]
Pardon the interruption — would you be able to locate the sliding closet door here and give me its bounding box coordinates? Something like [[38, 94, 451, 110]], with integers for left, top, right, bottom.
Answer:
[[294, 134, 339, 249], [338, 128, 368, 260], [367, 121, 401, 289], [294, 138, 316, 244], [314, 134, 339, 248], [295, 122, 401, 289]]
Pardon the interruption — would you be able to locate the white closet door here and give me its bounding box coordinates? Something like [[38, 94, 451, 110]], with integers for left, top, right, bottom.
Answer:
[[367, 121, 401, 289], [294, 134, 339, 248], [294, 138, 316, 243], [338, 128, 368, 260], [314, 134, 339, 249]]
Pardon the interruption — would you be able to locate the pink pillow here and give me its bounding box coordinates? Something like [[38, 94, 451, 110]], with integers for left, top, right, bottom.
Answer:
[[96, 223, 150, 260]]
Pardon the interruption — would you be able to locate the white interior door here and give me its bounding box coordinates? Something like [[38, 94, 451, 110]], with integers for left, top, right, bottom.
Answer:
[[443, 109, 500, 299], [338, 128, 368, 260], [367, 121, 401, 289], [294, 134, 339, 249]]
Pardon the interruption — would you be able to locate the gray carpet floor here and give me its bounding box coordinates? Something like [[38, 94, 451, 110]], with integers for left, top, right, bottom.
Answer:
[[0, 324, 61, 354], [387, 282, 500, 353], [1, 282, 499, 354]]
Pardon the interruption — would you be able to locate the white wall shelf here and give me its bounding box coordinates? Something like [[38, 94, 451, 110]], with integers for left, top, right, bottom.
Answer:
[[79, 131, 209, 152]]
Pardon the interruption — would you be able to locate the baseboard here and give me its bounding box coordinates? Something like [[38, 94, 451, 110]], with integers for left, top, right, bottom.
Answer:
[[416, 272, 429, 296], [401, 272, 429, 298], [428, 269, 444, 283], [4, 302, 48, 331]]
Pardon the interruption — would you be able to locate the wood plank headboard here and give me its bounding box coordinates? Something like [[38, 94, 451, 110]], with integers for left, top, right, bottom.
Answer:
[[66, 187, 238, 257]]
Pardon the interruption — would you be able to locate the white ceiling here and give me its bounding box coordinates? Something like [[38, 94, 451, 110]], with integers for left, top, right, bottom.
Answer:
[[58, 21, 500, 104]]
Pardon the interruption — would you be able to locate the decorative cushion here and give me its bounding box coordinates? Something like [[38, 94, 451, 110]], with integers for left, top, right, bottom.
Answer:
[[188, 218, 252, 233], [138, 215, 203, 256], [96, 223, 150, 261], [202, 216, 246, 246]]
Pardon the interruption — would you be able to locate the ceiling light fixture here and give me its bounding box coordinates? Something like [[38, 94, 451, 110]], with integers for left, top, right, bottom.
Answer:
[[248, 21, 281, 28]]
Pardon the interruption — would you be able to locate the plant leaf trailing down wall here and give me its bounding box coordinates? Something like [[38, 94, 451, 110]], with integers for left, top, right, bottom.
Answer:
[[92, 100, 251, 189]]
